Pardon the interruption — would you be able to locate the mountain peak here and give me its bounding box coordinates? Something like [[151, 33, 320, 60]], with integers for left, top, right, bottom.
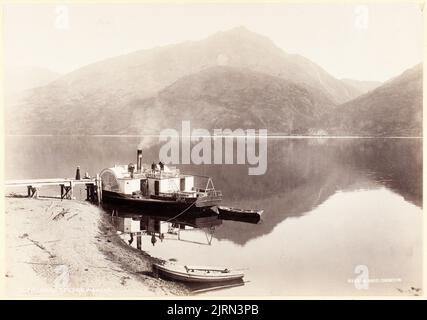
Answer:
[[208, 26, 276, 47], [395, 62, 422, 80], [223, 26, 254, 34]]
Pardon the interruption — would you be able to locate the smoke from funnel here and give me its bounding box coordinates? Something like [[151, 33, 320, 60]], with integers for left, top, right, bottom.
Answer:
[[138, 136, 157, 150]]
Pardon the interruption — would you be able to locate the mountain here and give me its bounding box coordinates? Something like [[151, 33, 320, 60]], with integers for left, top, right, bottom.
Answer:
[[47, 27, 359, 105], [323, 64, 422, 136], [5, 27, 364, 135], [127, 66, 336, 134], [341, 79, 382, 96], [5, 28, 420, 137], [6, 66, 336, 135], [4, 66, 61, 94]]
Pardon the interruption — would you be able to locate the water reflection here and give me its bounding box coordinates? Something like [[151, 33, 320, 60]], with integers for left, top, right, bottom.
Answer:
[[104, 203, 223, 246], [104, 203, 251, 293], [5, 136, 422, 295], [6, 137, 421, 205], [6, 137, 422, 246]]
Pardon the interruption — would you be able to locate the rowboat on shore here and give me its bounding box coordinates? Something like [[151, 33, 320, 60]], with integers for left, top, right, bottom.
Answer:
[[153, 263, 244, 283]]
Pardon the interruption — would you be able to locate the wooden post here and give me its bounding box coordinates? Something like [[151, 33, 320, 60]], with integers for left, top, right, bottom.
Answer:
[[27, 186, 38, 198], [96, 174, 102, 204], [69, 181, 74, 200], [86, 184, 97, 202], [137, 234, 142, 250], [85, 184, 90, 201], [60, 184, 73, 200]]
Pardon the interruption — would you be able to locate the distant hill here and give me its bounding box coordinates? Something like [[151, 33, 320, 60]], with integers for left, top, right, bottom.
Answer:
[[340, 79, 382, 96], [322, 64, 422, 136], [45, 27, 359, 105], [127, 66, 336, 135], [6, 66, 336, 135], [4, 66, 61, 94]]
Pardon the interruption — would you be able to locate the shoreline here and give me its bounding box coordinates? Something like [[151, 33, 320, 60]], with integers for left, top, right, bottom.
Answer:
[[4, 196, 188, 297]]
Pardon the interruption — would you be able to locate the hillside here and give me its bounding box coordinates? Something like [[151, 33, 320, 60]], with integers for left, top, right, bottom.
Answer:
[[127, 66, 336, 134], [4, 28, 421, 137], [50, 27, 359, 104], [340, 79, 382, 96], [6, 66, 336, 135], [5, 27, 361, 135], [4, 66, 61, 94], [322, 64, 422, 136]]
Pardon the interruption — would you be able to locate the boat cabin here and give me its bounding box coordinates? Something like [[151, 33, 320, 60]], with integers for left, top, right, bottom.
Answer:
[[100, 164, 196, 197], [99, 149, 222, 209]]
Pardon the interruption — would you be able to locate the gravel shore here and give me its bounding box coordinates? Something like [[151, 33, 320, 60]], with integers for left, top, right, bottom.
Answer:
[[4, 197, 188, 297]]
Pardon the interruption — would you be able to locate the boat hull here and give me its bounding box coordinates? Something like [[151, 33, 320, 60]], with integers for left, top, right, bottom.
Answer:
[[217, 206, 262, 224], [154, 264, 244, 283], [101, 190, 216, 215]]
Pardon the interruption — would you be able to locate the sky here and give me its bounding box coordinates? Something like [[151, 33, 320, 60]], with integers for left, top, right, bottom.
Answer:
[[2, 2, 424, 82]]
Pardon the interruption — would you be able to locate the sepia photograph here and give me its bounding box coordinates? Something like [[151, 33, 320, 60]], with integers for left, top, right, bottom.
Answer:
[[0, 1, 424, 300]]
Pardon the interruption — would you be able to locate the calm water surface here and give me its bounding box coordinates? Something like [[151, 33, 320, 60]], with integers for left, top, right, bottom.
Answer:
[[5, 137, 423, 295]]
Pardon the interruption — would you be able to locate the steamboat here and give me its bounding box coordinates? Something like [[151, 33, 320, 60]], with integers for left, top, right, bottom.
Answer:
[[100, 149, 223, 214]]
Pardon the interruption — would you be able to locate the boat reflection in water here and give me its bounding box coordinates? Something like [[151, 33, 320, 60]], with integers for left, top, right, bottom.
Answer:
[[103, 203, 223, 244], [102, 203, 247, 293]]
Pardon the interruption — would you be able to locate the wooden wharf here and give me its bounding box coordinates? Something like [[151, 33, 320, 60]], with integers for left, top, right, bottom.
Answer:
[[4, 175, 102, 203]]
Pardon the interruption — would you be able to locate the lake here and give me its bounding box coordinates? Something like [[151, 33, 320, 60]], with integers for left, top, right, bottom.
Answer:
[[5, 136, 423, 296]]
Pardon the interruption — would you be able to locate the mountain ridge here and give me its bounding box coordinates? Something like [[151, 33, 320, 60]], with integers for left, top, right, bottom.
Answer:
[[38, 26, 361, 104], [127, 66, 336, 135], [5, 66, 61, 95], [5, 28, 422, 137], [340, 79, 382, 96], [322, 63, 422, 136]]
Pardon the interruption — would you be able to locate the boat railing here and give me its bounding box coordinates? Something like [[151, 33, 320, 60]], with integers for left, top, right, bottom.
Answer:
[[207, 190, 222, 198], [197, 190, 223, 202], [145, 170, 180, 179], [192, 188, 222, 196], [174, 191, 197, 198]]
